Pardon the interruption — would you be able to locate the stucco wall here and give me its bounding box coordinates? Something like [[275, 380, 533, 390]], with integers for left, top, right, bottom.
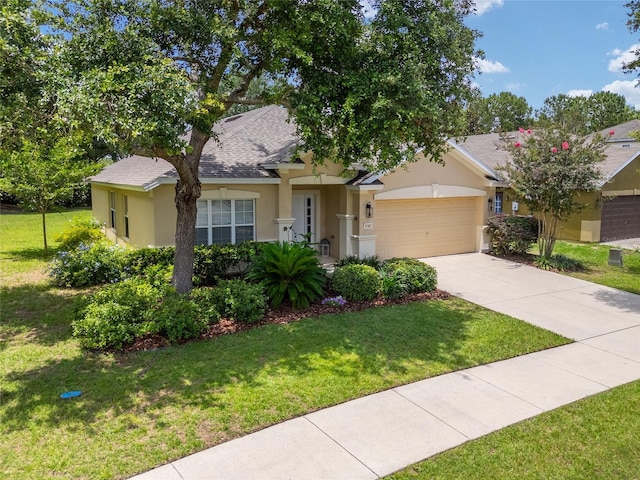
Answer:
[[602, 156, 640, 193]]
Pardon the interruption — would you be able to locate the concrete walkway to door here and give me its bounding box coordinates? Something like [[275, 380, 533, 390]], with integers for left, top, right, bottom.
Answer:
[[130, 253, 639, 480]]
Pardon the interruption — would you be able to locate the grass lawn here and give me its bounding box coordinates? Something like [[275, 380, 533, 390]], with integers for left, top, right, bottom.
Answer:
[[389, 380, 640, 480], [542, 240, 640, 295], [0, 209, 572, 479]]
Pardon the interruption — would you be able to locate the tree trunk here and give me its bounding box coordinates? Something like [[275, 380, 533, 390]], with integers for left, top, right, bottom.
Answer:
[[170, 129, 208, 294]]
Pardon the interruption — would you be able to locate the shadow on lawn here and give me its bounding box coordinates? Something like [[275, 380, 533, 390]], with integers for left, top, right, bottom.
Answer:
[[2, 300, 482, 437], [0, 282, 83, 348]]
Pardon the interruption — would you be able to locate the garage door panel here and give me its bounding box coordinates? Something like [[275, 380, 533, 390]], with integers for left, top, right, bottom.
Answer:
[[601, 196, 640, 241], [376, 198, 479, 259]]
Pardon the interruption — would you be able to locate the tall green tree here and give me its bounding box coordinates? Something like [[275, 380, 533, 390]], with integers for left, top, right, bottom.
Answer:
[[499, 128, 608, 258], [537, 92, 637, 134], [624, 1, 640, 73], [46, 0, 480, 293], [0, 0, 102, 252], [465, 91, 533, 134]]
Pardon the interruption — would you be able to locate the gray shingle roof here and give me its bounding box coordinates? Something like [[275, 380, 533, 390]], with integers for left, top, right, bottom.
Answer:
[[90, 105, 298, 188]]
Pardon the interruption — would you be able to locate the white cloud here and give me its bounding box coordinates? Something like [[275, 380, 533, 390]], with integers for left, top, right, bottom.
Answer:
[[607, 44, 640, 72], [603, 80, 640, 109], [596, 22, 609, 31], [474, 0, 504, 15], [475, 57, 510, 74], [506, 83, 524, 92], [567, 89, 594, 97]]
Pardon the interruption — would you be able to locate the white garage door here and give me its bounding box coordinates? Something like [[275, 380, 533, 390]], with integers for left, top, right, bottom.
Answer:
[[375, 197, 479, 259]]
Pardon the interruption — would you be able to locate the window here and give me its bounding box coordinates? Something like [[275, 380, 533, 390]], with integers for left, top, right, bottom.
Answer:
[[495, 191, 503, 214], [109, 192, 116, 229], [196, 199, 255, 245], [124, 195, 130, 238]]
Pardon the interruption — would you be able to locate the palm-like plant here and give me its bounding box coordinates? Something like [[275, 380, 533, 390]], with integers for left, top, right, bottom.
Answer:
[[247, 241, 326, 309]]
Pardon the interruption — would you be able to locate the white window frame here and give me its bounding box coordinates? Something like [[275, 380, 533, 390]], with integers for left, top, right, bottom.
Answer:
[[109, 192, 116, 230], [196, 199, 256, 246], [495, 191, 503, 214]]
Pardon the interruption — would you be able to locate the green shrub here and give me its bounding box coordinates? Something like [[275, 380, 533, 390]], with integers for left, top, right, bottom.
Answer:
[[208, 279, 267, 323], [72, 277, 163, 349], [331, 264, 381, 301], [154, 290, 208, 342], [534, 254, 584, 272], [49, 241, 129, 287], [334, 254, 382, 270], [54, 216, 104, 251], [380, 270, 409, 300], [247, 241, 326, 309], [126, 247, 175, 276], [487, 214, 538, 256], [193, 241, 264, 286], [190, 287, 222, 324], [73, 278, 212, 349], [381, 258, 437, 293]]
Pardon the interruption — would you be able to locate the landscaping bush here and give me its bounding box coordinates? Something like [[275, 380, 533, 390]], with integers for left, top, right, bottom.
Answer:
[[381, 257, 437, 293], [73, 277, 211, 349], [126, 247, 175, 276], [207, 279, 268, 323], [535, 254, 584, 272], [333, 254, 382, 270], [193, 241, 264, 286], [72, 277, 164, 349], [54, 216, 104, 251], [189, 287, 222, 324], [487, 214, 538, 256], [247, 241, 326, 309], [49, 241, 129, 287], [380, 270, 409, 300], [331, 264, 381, 301]]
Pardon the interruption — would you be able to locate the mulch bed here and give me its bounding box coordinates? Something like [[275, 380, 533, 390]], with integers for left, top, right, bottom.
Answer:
[[123, 289, 452, 353]]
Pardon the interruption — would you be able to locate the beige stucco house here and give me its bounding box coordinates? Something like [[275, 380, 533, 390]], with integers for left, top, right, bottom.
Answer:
[[457, 120, 640, 243], [90, 106, 640, 260]]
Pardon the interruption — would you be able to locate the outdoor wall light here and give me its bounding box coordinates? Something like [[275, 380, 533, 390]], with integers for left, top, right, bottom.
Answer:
[[366, 202, 373, 218], [488, 197, 493, 211]]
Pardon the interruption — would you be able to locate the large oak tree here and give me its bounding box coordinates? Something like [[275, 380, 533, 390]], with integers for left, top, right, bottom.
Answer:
[[46, 0, 480, 293]]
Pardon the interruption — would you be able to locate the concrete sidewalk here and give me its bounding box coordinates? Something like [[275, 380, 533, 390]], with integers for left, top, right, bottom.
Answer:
[[131, 253, 640, 480]]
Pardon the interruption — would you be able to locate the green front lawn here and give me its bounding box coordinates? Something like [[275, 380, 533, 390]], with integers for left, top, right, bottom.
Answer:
[[1, 209, 572, 479], [389, 380, 640, 480], [545, 241, 640, 295]]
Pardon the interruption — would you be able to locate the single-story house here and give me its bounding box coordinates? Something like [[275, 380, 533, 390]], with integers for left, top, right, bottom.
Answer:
[[89, 106, 640, 260], [456, 120, 640, 242]]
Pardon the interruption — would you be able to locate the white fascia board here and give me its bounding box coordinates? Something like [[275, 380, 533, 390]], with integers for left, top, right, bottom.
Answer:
[[260, 162, 306, 170], [346, 184, 385, 191], [90, 181, 148, 192], [199, 177, 281, 185]]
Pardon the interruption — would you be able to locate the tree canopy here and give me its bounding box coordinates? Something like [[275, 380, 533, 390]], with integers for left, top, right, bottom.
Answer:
[[536, 92, 637, 135], [43, 0, 481, 292], [464, 91, 533, 134]]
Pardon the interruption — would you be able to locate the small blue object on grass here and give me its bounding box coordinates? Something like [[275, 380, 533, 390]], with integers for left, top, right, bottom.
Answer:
[[60, 390, 82, 399]]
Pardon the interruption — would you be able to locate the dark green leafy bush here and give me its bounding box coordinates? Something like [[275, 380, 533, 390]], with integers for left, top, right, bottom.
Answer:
[[487, 215, 538, 256], [72, 278, 212, 349], [380, 271, 409, 300], [189, 288, 221, 324], [206, 279, 267, 323], [534, 254, 584, 272], [381, 258, 437, 293], [331, 264, 381, 301], [126, 247, 175, 276], [54, 216, 104, 251], [194, 241, 264, 286], [333, 254, 382, 270], [247, 241, 326, 309], [49, 241, 129, 287]]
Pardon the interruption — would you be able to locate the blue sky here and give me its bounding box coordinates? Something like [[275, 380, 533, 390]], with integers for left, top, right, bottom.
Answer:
[[467, 0, 640, 110]]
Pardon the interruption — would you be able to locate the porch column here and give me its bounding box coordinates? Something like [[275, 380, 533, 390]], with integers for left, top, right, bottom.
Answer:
[[336, 214, 356, 258], [274, 218, 295, 243]]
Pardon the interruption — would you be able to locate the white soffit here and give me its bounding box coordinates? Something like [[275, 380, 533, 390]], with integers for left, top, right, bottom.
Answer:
[[374, 185, 487, 200]]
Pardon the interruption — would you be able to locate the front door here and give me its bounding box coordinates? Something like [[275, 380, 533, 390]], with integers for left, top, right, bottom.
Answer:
[[292, 193, 316, 243]]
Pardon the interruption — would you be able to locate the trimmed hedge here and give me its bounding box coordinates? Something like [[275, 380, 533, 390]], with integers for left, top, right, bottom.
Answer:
[[381, 258, 437, 294], [331, 264, 382, 301], [487, 214, 538, 256]]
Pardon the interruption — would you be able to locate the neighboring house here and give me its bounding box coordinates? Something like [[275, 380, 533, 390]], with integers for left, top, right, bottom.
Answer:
[[456, 120, 640, 243], [89, 106, 640, 260]]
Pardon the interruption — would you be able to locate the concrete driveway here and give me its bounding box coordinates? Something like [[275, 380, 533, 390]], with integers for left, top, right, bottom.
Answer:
[[130, 253, 639, 480]]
